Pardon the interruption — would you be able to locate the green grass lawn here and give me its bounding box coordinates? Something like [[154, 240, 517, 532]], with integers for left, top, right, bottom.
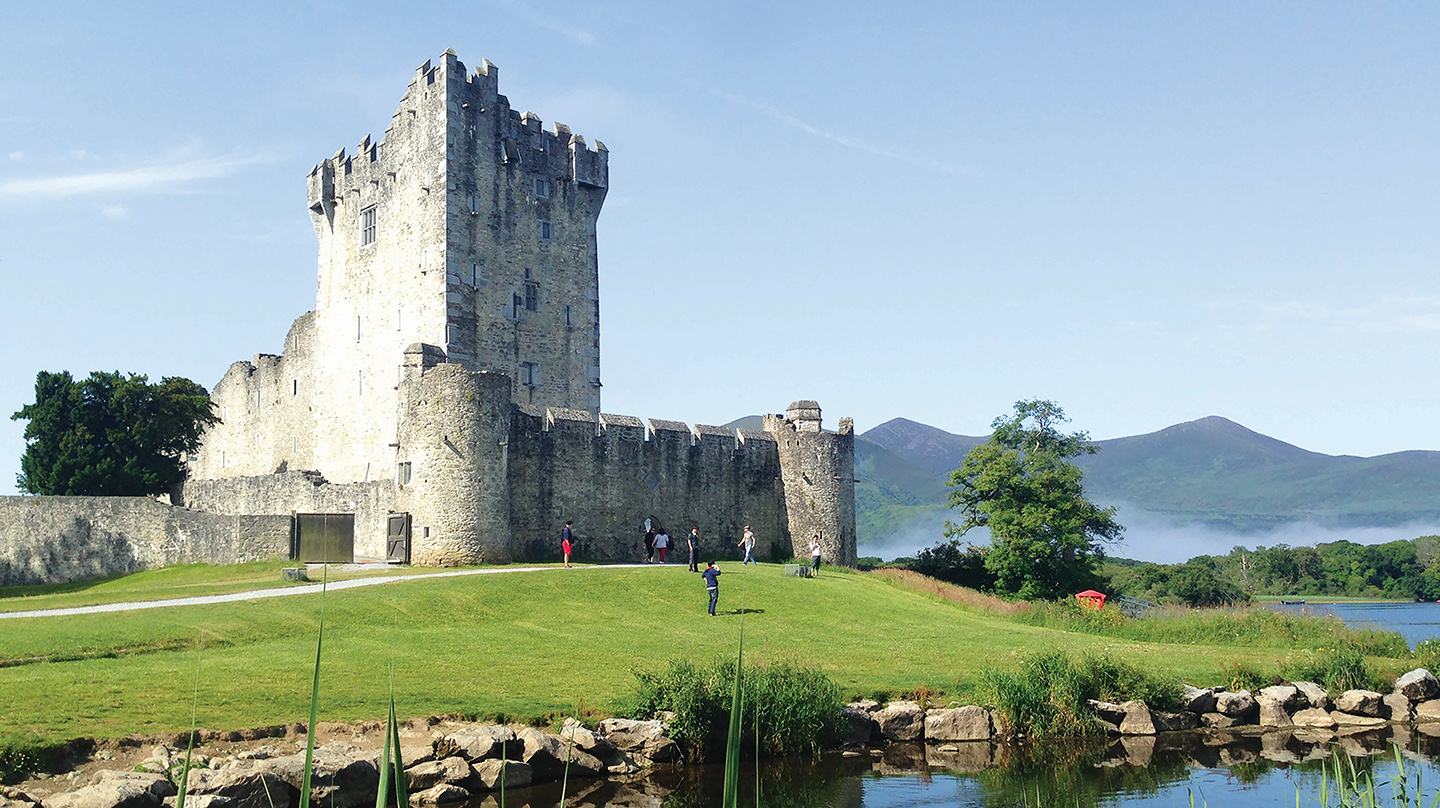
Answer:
[[0, 563, 1396, 743]]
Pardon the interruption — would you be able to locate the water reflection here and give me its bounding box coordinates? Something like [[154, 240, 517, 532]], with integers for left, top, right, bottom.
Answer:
[[462, 725, 1440, 807]]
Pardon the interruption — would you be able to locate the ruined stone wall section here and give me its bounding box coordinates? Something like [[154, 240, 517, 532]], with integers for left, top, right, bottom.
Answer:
[[440, 51, 607, 415], [505, 409, 789, 562], [0, 497, 291, 586], [189, 313, 320, 480], [764, 409, 859, 566], [181, 472, 395, 560], [395, 356, 512, 565]]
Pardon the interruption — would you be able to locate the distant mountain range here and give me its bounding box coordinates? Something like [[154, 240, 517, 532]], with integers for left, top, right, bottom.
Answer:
[[856, 416, 1440, 551]]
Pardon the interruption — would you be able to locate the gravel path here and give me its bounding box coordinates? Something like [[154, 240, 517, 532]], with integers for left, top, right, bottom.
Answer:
[[0, 563, 661, 620]]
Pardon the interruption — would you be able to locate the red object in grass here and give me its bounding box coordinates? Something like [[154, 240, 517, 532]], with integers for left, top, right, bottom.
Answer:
[[1074, 590, 1107, 610]]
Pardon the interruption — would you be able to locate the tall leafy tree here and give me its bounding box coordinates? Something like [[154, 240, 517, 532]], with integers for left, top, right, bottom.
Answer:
[[11, 370, 219, 496], [944, 399, 1123, 600]]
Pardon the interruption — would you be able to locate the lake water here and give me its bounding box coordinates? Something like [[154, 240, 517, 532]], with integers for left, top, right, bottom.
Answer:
[[1269, 600, 1440, 648], [495, 727, 1440, 806]]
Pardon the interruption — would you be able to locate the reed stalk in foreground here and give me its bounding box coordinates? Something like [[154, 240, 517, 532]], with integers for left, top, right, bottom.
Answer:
[[298, 566, 327, 808], [721, 569, 747, 808], [174, 647, 202, 808], [373, 671, 406, 808]]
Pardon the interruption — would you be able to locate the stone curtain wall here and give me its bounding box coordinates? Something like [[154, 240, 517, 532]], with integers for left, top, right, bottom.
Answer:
[[505, 408, 790, 563], [0, 497, 290, 586], [181, 472, 396, 560]]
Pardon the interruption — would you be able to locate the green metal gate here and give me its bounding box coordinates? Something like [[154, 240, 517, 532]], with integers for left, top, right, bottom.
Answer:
[[293, 513, 355, 563]]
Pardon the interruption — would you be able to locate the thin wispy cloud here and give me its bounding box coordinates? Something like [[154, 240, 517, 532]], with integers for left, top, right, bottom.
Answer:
[[492, 0, 596, 46], [99, 204, 128, 220], [0, 152, 272, 200], [711, 88, 973, 177], [1260, 295, 1440, 334]]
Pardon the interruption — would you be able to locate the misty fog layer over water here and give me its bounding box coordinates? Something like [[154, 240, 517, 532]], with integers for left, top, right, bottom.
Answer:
[[859, 503, 1440, 564]]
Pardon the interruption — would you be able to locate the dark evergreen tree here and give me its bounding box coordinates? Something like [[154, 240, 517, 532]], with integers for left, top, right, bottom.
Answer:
[[11, 370, 218, 496]]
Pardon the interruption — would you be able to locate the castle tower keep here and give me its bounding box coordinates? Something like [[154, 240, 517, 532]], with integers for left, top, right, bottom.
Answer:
[[182, 50, 855, 568]]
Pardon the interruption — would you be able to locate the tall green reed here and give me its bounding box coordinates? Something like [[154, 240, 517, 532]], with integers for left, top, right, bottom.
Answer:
[[298, 566, 327, 808]]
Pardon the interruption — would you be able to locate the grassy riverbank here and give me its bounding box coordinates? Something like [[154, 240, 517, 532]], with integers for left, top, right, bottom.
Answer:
[[0, 562, 1414, 743]]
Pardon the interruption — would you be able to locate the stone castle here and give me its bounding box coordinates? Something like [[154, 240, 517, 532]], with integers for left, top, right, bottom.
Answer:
[[180, 50, 856, 566]]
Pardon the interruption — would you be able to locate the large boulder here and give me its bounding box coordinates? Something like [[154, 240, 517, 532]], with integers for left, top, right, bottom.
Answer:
[[185, 761, 299, 808], [558, 719, 633, 774], [1118, 702, 1156, 735], [1215, 690, 1257, 719], [44, 772, 175, 808], [1397, 670, 1440, 702], [1417, 699, 1440, 722], [841, 707, 877, 746], [1259, 684, 1303, 712], [1151, 710, 1200, 732], [1257, 696, 1293, 728], [434, 726, 515, 762], [1293, 682, 1330, 711], [514, 727, 605, 783], [1334, 690, 1383, 717], [1384, 692, 1414, 722], [405, 785, 469, 806], [872, 702, 925, 742], [470, 760, 532, 792], [270, 741, 378, 808], [1291, 708, 1338, 728], [595, 719, 681, 764], [1088, 700, 1127, 729], [1201, 712, 1240, 729], [1330, 711, 1387, 729], [403, 758, 472, 792], [1180, 686, 1219, 715], [923, 707, 992, 742]]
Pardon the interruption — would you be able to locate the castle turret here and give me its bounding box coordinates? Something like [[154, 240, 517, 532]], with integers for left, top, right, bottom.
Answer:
[[764, 401, 857, 566], [395, 343, 513, 564]]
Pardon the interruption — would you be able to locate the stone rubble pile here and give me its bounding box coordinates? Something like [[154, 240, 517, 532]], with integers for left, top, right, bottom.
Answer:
[[7, 717, 683, 808]]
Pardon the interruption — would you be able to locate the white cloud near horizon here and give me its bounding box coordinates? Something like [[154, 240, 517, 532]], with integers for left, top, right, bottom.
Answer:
[[711, 88, 972, 177], [0, 152, 273, 200]]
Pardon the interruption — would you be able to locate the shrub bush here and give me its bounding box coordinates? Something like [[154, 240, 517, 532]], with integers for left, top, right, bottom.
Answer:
[[1285, 647, 1387, 692], [0, 736, 70, 785], [979, 651, 1180, 737], [1415, 638, 1440, 673], [626, 658, 844, 760]]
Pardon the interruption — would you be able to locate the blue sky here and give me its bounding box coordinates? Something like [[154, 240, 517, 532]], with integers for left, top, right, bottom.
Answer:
[[1, 1, 1437, 500]]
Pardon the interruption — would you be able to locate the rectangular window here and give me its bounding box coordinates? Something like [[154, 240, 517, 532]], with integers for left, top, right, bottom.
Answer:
[[292, 379, 297, 395], [467, 192, 479, 213], [360, 205, 377, 247], [524, 281, 539, 312], [533, 177, 551, 198], [512, 293, 523, 319], [396, 462, 412, 485], [356, 316, 361, 342], [564, 304, 573, 329], [471, 262, 480, 285], [396, 309, 402, 331], [519, 361, 541, 387], [538, 220, 552, 240], [358, 370, 363, 395]]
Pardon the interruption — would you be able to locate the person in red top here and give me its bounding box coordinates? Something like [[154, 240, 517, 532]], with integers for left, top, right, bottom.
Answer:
[[561, 521, 574, 568]]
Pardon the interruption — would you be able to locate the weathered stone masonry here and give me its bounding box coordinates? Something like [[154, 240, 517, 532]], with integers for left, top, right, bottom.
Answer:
[[179, 50, 856, 566]]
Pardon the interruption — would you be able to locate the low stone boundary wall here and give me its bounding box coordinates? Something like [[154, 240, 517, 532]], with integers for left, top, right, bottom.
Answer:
[[0, 496, 291, 586]]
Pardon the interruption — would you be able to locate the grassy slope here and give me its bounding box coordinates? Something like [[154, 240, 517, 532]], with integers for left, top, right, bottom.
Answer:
[[0, 564, 1331, 742]]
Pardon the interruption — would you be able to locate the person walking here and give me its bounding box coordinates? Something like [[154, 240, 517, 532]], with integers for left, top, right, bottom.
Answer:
[[687, 527, 700, 572], [737, 526, 757, 565], [702, 561, 722, 615], [561, 521, 575, 568], [809, 535, 822, 576], [643, 525, 656, 563], [654, 529, 670, 563]]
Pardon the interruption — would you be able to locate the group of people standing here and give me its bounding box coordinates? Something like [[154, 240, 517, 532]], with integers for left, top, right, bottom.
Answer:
[[558, 521, 825, 616]]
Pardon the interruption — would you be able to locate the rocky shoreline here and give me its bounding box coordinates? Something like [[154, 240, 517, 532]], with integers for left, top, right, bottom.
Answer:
[[8, 667, 1440, 808]]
